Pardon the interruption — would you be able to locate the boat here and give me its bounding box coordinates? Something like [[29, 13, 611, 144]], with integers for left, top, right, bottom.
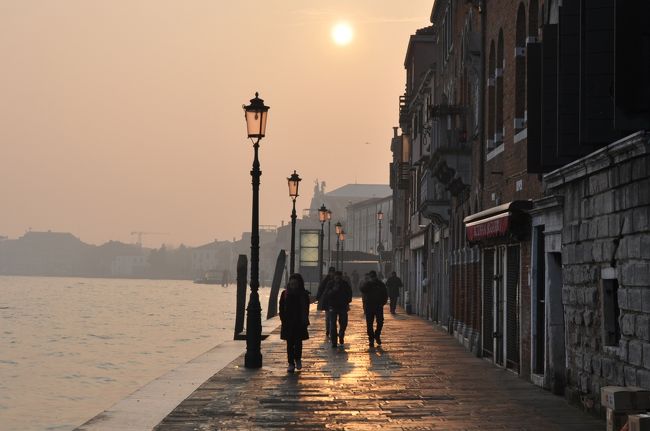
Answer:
[[194, 270, 222, 285]]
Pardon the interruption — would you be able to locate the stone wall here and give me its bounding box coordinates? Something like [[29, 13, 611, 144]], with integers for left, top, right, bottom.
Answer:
[[545, 131, 650, 413]]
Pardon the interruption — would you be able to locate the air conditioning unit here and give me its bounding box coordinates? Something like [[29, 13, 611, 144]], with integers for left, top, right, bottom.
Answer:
[[514, 118, 526, 130]]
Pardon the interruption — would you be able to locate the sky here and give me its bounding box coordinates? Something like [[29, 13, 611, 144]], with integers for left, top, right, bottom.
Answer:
[[0, 1, 433, 247]]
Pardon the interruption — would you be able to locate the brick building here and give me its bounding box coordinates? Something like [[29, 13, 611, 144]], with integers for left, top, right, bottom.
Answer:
[[390, 0, 650, 405]]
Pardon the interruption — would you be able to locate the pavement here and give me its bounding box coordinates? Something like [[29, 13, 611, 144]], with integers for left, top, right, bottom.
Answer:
[[154, 299, 603, 430]]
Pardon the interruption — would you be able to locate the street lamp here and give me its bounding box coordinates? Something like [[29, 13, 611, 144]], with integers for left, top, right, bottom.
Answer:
[[242, 91, 269, 369], [338, 230, 346, 272], [326, 210, 332, 268], [335, 221, 342, 270], [377, 210, 384, 276], [318, 204, 328, 281], [287, 170, 301, 275], [377, 210, 384, 253]]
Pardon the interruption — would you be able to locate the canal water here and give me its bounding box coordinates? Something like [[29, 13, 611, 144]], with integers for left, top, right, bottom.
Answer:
[[0, 276, 272, 431]]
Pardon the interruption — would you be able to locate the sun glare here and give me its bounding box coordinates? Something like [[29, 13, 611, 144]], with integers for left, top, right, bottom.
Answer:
[[331, 22, 353, 46]]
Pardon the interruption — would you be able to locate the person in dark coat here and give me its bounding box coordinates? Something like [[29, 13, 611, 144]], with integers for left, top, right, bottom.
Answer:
[[360, 270, 388, 348], [351, 269, 360, 293], [316, 266, 336, 336], [323, 271, 352, 348], [386, 271, 403, 314], [280, 273, 310, 373]]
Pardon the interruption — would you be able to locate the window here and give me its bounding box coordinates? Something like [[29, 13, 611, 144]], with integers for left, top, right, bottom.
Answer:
[[601, 275, 620, 347], [495, 30, 504, 146], [486, 41, 495, 152], [514, 4, 526, 132]]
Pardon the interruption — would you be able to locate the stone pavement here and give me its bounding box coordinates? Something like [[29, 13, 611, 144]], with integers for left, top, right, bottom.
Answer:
[[155, 299, 603, 430]]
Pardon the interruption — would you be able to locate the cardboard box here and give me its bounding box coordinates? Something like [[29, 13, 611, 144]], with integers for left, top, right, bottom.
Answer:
[[603, 387, 637, 411], [602, 386, 650, 411], [629, 414, 650, 431], [608, 408, 646, 431]]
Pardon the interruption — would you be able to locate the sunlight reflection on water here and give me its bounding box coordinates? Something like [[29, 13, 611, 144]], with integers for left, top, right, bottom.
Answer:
[[0, 276, 271, 431]]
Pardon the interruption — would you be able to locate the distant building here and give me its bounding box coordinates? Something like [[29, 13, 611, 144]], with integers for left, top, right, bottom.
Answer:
[[110, 255, 148, 277], [345, 196, 392, 256], [190, 240, 234, 279], [0, 231, 93, 276]]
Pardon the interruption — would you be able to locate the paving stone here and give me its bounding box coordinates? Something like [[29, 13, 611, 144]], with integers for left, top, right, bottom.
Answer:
[[154, 300, 603, 431]]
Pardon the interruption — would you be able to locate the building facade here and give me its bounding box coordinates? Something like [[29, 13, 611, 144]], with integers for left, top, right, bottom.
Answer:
[[389, 0, 650, 408]]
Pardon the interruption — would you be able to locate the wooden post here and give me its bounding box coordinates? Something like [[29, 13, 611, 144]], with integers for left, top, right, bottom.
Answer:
[[266, 250, 286, 319], [234, 254, 247, 339]]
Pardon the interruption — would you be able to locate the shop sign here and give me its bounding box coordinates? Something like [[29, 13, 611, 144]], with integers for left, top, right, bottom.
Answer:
[[466, 213, 510, 242]]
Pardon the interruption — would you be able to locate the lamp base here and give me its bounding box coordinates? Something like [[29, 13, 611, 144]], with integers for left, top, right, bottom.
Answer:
[[244, 352, 263, 368]]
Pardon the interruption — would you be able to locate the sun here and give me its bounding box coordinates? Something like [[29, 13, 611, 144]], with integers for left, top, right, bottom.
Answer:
[[331, 22, 353, 46]]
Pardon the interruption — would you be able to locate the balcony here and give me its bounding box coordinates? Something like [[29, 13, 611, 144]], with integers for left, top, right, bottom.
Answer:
[[397, 162, 410, 190], [418, 171, 450, 225]]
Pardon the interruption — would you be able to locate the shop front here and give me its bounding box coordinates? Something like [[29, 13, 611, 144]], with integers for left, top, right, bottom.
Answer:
[[464, 201, 532, 373]]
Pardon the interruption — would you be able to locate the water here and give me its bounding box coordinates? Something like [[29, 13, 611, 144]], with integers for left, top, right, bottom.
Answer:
[[0, 276, 271, 431]]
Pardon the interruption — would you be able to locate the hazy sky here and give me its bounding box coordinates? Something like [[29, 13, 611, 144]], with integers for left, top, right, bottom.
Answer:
[[1, 1, 432, 247]]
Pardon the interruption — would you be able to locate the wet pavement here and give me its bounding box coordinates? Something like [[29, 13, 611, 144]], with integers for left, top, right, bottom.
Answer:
[[155, 299, 603, 430]]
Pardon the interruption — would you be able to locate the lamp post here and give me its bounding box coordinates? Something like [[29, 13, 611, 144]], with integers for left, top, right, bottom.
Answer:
[[335, 221, 342, 270], [287, 170, 301, 275], [326, 210, 332, 268], [318, 204, 328, 281], [243, 92, 269, 369], [377, 210, 384, 253], [377, 210, 384, 275], [339, 230, 346, 272]]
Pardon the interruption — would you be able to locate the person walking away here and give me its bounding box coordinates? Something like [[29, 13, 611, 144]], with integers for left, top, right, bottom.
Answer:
[[359, 272, 370, 315], [279, 273, 310, 373], [360, 270, 388, 348], [351, 269, 360, 293], [386, 271, 403, 314], [316, 266, 336, 337], [343, 272, 351, 287], [325, 271, 352, 348]]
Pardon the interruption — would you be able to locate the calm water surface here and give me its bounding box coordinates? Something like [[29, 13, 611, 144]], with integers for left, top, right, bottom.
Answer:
[[0, 276, 271, 431]]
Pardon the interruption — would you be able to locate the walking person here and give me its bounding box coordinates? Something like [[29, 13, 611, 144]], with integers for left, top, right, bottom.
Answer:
[[316, 266, 336, 337], [386, 271, 403, 314], [359, 272, 371, 315], [360, 270, 388, 348], [351, 269, 360, 293], [279, 273, 310, 373], [324, 271, 352, 348]]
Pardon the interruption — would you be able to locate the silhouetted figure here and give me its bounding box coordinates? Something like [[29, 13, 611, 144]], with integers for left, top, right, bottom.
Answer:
[[386, 271, 403, 314], [280, 273, 310, 373], [351, 269, 360, 291], [359, 272, 371, 314], [323, 271, 352, 348], [316, 266, 336, 337], [360, 270, 388, 348], [343, 271, 351, 287]]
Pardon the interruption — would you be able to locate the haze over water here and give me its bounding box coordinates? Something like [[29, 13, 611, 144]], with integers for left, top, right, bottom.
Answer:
[[0, 1, 432, 248], [0, 276, 271, 431]]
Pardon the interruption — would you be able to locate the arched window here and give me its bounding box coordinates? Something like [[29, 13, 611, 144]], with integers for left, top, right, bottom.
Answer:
[[496, 30, 504, 146], [487, 41, 495, 152], [514, 4, 526, 132]]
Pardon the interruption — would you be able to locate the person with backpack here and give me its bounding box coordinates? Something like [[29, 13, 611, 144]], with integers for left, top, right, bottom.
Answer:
[[323, 271, 352, 348], [279, 273, 310, 372], [386, 271, 403, 314], [360, 270, 388, 348], [316, 266, 336, 337]]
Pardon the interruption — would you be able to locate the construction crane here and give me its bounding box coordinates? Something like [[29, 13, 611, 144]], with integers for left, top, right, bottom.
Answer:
[[130, 231, 169, 247]]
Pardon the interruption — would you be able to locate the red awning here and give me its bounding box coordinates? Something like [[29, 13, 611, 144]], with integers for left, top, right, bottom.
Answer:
[[463, 201, 532, 243], [465, 212, 510, 242]]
